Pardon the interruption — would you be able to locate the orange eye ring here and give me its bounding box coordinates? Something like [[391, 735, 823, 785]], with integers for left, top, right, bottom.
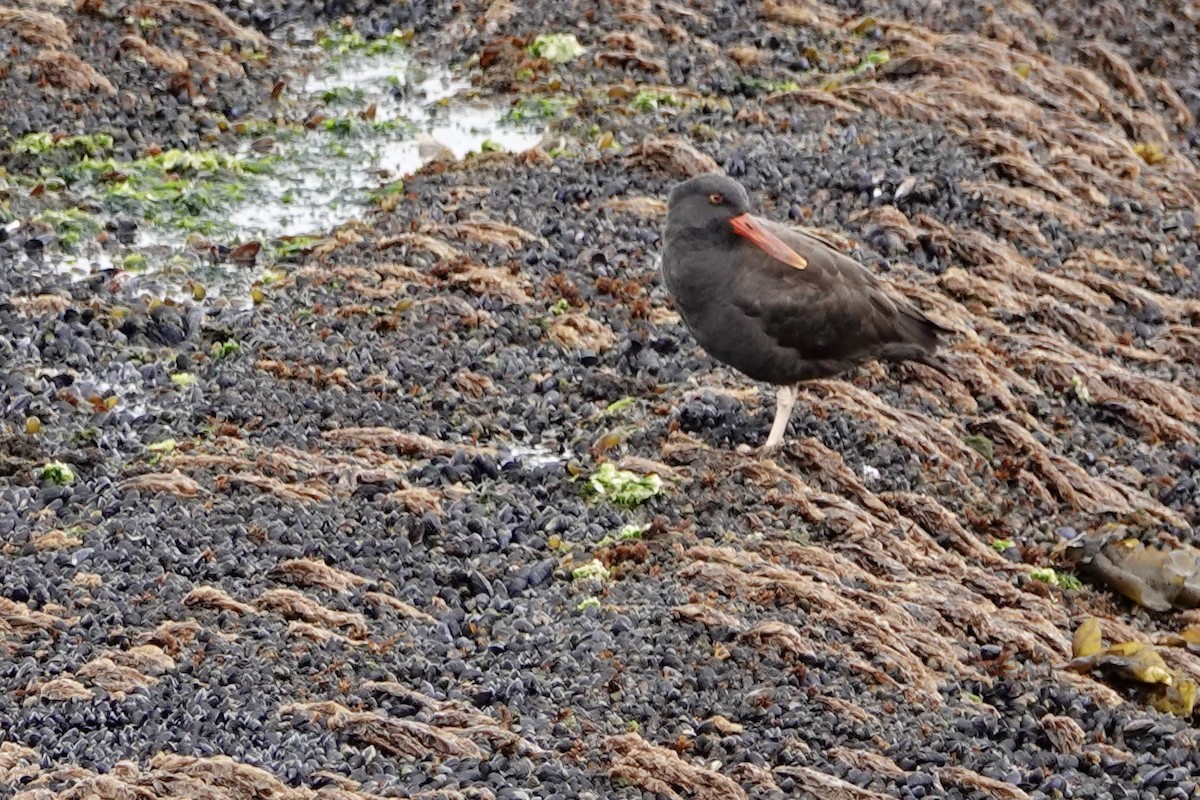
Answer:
[[708, 193, 724, 205]]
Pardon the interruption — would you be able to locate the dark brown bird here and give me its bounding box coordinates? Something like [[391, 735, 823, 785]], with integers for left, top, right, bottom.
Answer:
[[662, 173, 949, 453]]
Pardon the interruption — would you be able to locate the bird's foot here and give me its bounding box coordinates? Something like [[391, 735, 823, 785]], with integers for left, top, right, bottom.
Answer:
[[737, 440, 783, 458], [758, 440, 785, 458]]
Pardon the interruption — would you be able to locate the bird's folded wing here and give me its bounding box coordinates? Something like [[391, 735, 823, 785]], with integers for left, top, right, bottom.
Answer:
[[731, 224, 933, 361]]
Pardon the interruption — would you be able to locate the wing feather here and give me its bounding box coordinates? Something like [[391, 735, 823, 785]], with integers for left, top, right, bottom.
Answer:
[[730, 218, 942, 364]]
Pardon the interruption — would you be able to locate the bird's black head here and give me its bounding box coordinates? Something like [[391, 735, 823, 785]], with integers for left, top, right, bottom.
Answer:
[[664, 172, 809, 271], [666, 173, 752, 234]]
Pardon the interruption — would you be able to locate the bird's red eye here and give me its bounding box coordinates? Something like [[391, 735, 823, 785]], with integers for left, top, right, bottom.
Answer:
[[708, 193, 724, 205]]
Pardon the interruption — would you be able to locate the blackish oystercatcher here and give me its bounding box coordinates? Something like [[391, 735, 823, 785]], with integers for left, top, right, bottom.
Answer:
[[662, 173, 949, 454]]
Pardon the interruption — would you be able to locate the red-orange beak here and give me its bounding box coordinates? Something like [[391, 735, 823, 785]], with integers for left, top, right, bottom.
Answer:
[[729, 214, 808, 270]]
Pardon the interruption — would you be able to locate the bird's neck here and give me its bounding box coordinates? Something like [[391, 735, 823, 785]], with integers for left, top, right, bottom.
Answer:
[[666, 219, 735, 250]]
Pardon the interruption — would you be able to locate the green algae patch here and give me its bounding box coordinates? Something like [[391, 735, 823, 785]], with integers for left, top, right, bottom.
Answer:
[[571, 559, 611, 582], [630, 89, 685, 113], [20, 145, 275, 239], [577, 596, 602, 611], [596, 523, 648, 548], [11, 132, 115, 157], [502, 94, 578, 124], [1029, 567, 1082, 591], [38, 461, 76, 485], [964, 434, 995, 462], [528, 33, 585, 64], [32, 208, 100, 249], [318, 23, 413, 56], [210, 340, 241, 359], [271, 235, 322, 260], [586, 463, 664, 507], [737, 76, 801, 96]]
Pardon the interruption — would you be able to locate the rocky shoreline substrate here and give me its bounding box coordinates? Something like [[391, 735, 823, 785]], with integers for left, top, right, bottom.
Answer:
[[2, 1, 1200, 798]]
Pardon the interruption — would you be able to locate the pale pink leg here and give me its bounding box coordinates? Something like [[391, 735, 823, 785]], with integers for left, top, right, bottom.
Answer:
[[760, 383, 799, 454]]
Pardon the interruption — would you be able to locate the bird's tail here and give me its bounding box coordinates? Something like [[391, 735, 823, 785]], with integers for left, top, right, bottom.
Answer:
[[882, 308, 955, 368], [907, 348, 954, 377], [902, 308, 951, 351]]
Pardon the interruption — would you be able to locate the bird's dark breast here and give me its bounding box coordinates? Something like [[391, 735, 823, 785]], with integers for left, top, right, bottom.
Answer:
[[686, 302, 859, 384]]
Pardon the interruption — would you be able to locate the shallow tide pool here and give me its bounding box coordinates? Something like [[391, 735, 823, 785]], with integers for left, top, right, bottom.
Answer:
[[228, 47, 546, 239], [23, 36, 545, 302]]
